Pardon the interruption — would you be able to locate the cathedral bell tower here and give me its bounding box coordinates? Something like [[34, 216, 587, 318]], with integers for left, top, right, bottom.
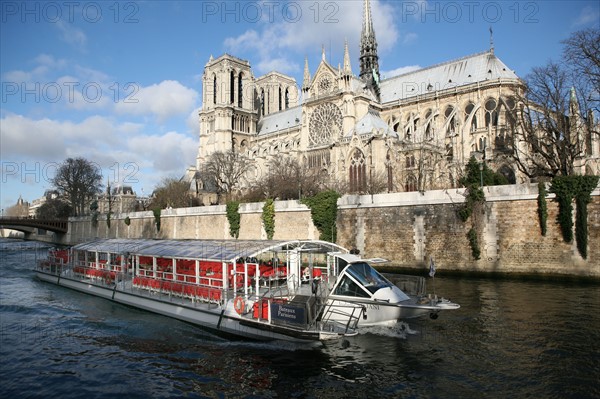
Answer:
[[359, 0, 380, 91]]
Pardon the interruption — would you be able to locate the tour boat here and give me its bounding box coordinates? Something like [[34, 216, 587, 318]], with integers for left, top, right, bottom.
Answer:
[[35, 239, 459, 343]]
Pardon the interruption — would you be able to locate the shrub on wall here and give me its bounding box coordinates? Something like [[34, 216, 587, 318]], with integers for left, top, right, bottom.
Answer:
[[467, 228, 481, 260], [152, 208, 161, 232], [262, 198, 275, 240], [458, 183, 485, 222], [226, 201, 241, 239], [457, 184, 485, 260], [550, 177, 575, 243], [302, 190, 340, 242], [124, 216, 131, 226], [550, 175, 599, 259], [537, 181, 548, 236], [90, 200, 99, 228]]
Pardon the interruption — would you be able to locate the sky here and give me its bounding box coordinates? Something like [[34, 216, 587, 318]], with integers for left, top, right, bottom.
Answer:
[[1, 0, 599, 212]]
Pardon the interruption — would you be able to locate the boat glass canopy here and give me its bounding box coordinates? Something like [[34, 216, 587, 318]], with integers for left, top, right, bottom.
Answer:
[[72, 238, 347, 263], [333, 262, 394, 297]]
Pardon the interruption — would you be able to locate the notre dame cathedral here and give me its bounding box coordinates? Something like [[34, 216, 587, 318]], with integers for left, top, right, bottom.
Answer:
[[188, 0, 599, 201]]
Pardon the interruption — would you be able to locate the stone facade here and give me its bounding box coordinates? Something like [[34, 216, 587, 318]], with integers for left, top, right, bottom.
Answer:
[[189, 0, 599, 200], [64, 184, 600, 278]]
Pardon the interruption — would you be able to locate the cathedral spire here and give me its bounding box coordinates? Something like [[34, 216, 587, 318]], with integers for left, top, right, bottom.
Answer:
[[343, 39, 352, 74], [303, 56, 311, 88], [359, 0, 380, 84]]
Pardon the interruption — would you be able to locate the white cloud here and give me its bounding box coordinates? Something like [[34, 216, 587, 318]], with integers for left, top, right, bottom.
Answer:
[[402, 32, 418, 45], [127, 131, 198, 176], [0, 113, 198, 194], [223, 0, 399, 75], [115, 80, 199, 122], [0, 113, 118, 162], [55, 20, 87, 51], [381, 65, 422, 79], [2, 55, 116, 112], [572, 5, 600, 27], [186, 108, 201, 134]]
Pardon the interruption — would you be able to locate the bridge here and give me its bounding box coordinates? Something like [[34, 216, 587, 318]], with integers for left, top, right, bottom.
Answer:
[[0, 217, 68, 234]]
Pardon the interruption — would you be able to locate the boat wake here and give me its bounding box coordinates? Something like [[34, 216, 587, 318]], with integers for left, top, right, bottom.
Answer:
[[357, 321, 419, 339]]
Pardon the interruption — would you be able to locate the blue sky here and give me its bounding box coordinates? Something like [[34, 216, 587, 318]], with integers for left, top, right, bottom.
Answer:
[[1, 0, 599, 212]]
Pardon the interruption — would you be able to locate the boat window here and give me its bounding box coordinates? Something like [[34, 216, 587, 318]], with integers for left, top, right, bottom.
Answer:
[[345, 262, 392, 294], [333, 275, 371, 298]]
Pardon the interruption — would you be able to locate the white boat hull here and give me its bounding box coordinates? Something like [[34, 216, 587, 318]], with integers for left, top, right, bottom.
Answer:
[[326, 297, 460, 327], [35, 270, 347, 343]]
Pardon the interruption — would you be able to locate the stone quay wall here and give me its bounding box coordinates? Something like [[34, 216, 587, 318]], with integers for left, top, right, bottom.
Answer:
[[65, 183, 600, 278]]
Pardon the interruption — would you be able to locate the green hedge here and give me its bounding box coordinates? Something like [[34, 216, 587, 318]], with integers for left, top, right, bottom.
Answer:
[[226, 201, 241, 239], [550, 175, 599, 259], [302, 190, 340, 242], [537, 182, 548, 236], [262, 199, 275, 240]]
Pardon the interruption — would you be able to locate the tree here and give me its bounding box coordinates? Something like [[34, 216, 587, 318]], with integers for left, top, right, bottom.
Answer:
[[51, 157, 103, 216], [202, 150, 252, 202], [36, 198, 72, 219], [459, 156, 508, 187], [508, 28, 599, 179], [243, 156, 322, 201], [562, 28, 600, 109], [150, 177, 193, 209]]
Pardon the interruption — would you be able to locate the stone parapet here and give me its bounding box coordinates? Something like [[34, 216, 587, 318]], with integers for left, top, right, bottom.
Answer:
[[63, 183, 599, 278]]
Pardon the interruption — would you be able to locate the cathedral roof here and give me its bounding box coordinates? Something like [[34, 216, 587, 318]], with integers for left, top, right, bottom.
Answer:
[[257, 106, 302, 136], [379, 50, 519, 104], [347, 108, 397, 138]]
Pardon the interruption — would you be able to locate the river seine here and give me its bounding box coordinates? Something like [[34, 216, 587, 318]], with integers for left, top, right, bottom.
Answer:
[[1, 238, 598, 398]]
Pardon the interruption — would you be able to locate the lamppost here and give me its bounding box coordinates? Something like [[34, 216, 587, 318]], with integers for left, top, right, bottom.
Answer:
[[480, 162, 484, 187], [479, 146, 486, 187]]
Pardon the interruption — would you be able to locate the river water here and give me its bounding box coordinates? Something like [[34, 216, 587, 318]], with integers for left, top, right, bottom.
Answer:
[[1, 238, 599, 398]]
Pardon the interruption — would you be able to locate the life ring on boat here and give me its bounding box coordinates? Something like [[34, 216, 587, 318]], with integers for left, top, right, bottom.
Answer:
[[233, 296, 245, 315]]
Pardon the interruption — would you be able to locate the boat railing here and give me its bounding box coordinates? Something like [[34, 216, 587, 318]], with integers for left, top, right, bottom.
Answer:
[[382, 273, 426, 296], [72, 261, 123, 285], [36, 254, 66, 274], [132, 272, 224, 304], [319, 301, 365, 333]]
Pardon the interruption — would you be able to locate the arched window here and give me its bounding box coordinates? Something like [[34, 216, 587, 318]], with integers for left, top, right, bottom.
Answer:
[[445, 140, 454, 161], [498, 165, 516, 184], [405, 175, 417, 192], [445, 106, 456, 135], [278, 87, 282, 111], [386, 151, 393, 192], [405, 115, 412, 140], [465, 103, 477, 132], [349, 149, 366, 193], [230, 71, 235, 104], [238, 72, 243, 108], [260, 89, 265, 116], [285, 88, 290, 109], [479, 137, 487, 152], [485, 98, 498, 127], [424, 109, 434, 139], [213, 75, 217, 104]]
